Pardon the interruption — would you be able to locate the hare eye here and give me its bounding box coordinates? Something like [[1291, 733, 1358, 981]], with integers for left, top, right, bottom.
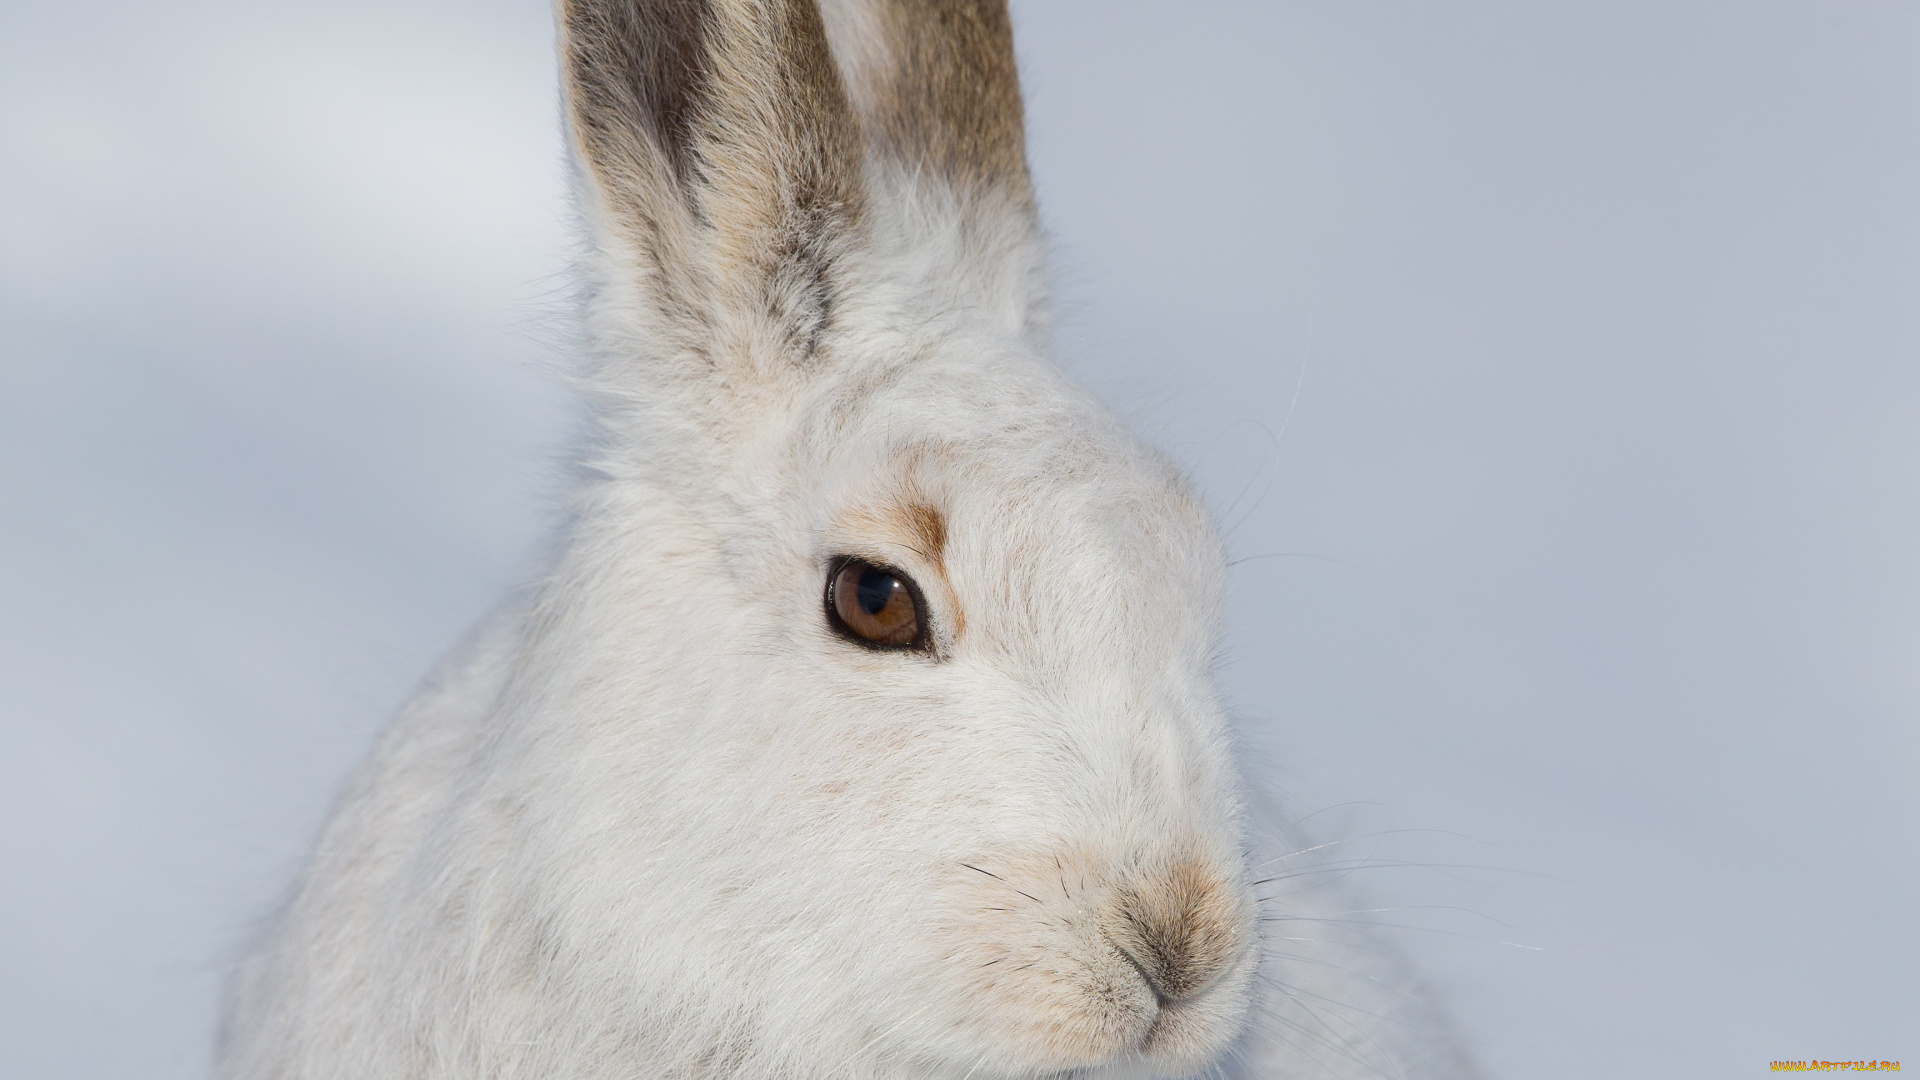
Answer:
[[827, 558, 925, 649]]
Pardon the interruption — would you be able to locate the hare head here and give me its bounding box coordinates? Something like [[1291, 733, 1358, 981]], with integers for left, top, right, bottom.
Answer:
[[222, 2, 1268, 1078], [546, 0, 1256, 1071]]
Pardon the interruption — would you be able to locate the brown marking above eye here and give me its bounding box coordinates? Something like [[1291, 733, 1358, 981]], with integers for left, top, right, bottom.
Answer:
[[827, 557, 925, 648], [905, 503, 946, 564]]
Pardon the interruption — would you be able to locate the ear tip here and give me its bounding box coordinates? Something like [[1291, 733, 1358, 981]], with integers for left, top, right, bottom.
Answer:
[[824, 0, 1033, 201]]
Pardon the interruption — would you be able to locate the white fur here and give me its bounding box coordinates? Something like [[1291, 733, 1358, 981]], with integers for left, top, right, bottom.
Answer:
[[218, 2, 1476, 1076]]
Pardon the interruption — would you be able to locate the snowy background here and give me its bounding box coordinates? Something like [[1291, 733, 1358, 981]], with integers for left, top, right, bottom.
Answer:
[[2, 1, 1915, 1076]]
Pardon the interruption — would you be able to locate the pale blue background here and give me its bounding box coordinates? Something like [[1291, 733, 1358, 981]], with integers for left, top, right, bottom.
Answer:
[[2, 2, 1915, 1076]]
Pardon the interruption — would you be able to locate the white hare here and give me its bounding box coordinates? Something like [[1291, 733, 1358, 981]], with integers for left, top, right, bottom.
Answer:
[[220, 1, 1475, 1077]]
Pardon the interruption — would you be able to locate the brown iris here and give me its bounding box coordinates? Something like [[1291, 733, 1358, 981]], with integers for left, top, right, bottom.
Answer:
[[826, 557, 925, 649]]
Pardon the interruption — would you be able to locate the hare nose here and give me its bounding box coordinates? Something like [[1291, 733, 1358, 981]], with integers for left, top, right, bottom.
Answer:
[[1107, 862, 1252, 1005]]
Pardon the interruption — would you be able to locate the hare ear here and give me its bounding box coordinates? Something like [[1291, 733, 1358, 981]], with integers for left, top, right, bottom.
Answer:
[[820, 0, 1031, 210], [816, 0, 1042, 337], [560, 0, 867, 373]]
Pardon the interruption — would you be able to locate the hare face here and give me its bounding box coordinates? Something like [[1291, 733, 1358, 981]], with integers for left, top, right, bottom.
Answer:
[[502, 329, 1256, 1076], [699, 353, 1253, 1073]]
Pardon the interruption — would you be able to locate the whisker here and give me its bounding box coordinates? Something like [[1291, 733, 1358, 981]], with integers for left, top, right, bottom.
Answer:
[[1261, 915, 1545, 950], [959, 862, 1041, 904]]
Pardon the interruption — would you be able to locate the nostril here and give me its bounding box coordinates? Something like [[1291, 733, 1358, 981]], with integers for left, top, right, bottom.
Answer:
[[1108, 865, 1250, 1006], [1113, 935, 1183, 1007], [1111, 922, 1212, 1005], [1111, 937, 1171, 1006]]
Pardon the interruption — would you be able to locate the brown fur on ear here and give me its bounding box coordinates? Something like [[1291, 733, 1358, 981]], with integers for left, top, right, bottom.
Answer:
[[559, 0, 867, 357], [821, 0, 1033, 210], [561, 0, 715, 195]]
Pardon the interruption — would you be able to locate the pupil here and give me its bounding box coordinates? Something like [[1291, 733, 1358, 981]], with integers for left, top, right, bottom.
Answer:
[[856, 569, 895, 616]]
